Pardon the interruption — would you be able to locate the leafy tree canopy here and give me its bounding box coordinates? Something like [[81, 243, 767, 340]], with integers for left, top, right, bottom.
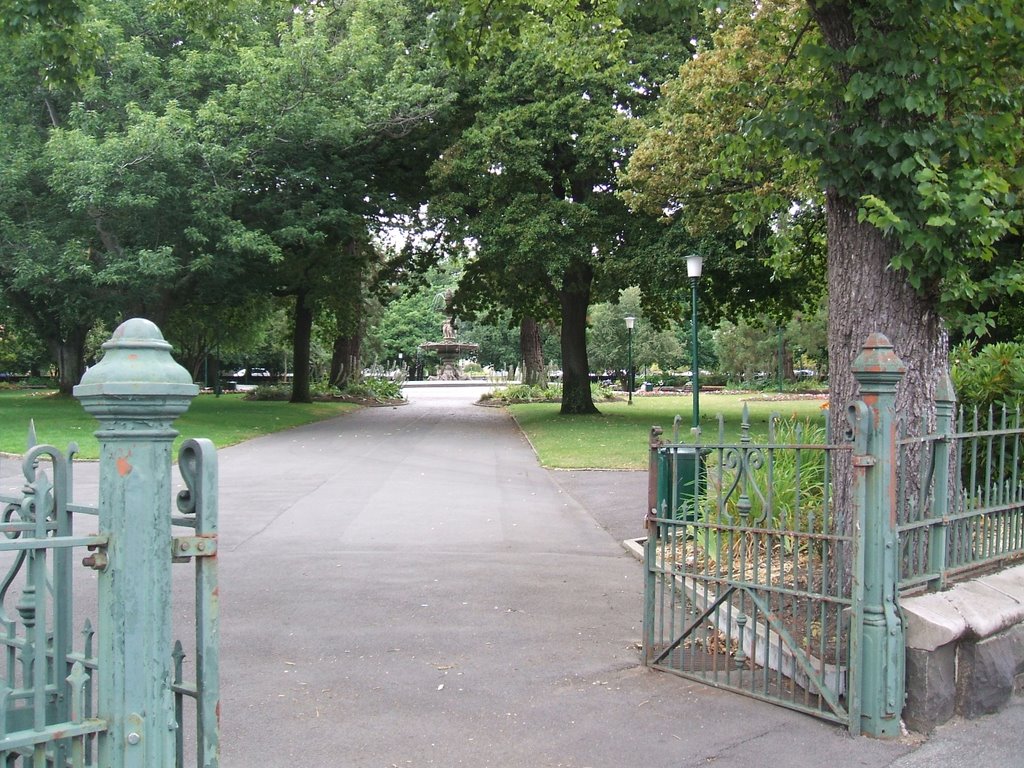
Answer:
[[587, 287, 685, 374], [1, 0, 454, 396], [623, 0, 1024, 337]]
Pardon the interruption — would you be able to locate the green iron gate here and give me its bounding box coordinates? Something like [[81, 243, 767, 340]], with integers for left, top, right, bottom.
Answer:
[[643, 413, 861, 728], [0, 319, 219, 767], [0, 437, 108, 764], [643, 334, 908, 738]]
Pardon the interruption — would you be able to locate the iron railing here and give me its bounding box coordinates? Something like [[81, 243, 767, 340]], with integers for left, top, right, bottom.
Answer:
[[0, 435, 219, 767], [645, 333, 916, 739], [898, 403, 1024, 592], [0, 320, 220, 767], [0, 438, 108, 766], [170, 438, 221, 768]]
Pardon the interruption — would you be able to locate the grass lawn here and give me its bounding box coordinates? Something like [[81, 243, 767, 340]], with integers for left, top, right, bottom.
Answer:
[[0, 390, 358, 460], [508, 393, 828, 470]]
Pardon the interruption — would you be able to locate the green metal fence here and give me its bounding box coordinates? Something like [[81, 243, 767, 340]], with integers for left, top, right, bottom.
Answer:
[[0, 437, 108, 766], [897, 380, 1024, 592]]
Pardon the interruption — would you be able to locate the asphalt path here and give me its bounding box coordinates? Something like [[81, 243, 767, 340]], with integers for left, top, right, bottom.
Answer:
[[211, 384, 910, 767]]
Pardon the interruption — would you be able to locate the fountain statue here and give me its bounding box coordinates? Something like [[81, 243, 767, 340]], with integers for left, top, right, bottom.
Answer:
[[419, 291, 479, 380]]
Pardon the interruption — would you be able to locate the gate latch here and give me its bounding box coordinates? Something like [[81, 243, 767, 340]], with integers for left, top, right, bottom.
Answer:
[[172, 536, 218, 563]]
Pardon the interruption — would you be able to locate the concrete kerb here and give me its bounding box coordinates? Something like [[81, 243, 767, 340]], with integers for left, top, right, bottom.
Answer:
[[902, 564, 1024, 647], [900, 563, 1024, 732], [902, 593, 969, 652]]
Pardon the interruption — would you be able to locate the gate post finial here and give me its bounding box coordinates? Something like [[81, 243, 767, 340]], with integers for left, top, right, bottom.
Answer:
[[852, 333, 906, 394], [850, 333, 906, 738], [74, 318, 198, 768]]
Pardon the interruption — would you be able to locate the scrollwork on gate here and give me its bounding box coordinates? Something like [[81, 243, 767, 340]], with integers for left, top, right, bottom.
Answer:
[[715, 405, 770, 525], [176, 438, 216, 521], [0, 441, 70, 626]]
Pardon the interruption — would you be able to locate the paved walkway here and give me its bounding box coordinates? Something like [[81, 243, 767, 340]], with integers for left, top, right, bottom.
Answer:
[[3, 385, 1019, 766]]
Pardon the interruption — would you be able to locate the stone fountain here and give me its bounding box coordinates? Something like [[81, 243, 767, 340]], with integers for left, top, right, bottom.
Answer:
[[419, 291, 479, 380]]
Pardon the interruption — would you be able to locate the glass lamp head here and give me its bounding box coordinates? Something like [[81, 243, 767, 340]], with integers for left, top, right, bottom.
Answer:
[[686, 254, 704, 279]]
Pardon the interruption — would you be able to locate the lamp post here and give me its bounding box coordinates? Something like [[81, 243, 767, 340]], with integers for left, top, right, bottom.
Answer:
[[686, 254, 703, 431], [625, 316, 635, 406], [777, 325, 785, 393]]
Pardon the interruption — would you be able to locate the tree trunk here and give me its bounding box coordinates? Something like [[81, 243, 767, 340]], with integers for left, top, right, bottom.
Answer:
[[520, 315, 545, 387], [50, 326, 88, 395], [290, 292, 314, 404], [809, 2, 950, 552], [826, 190, 948, 532], [559, 260, 599, 415], [329, 333, 361, 389]]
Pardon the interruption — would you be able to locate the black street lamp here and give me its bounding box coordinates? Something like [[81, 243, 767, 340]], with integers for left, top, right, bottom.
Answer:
[[686, 254, 703, 431], [625, 315, 635, 406]]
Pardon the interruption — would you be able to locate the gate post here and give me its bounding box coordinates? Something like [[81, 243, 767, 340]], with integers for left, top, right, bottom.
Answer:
[[927, 372, 955, 591], [643, 426, 664, 666], [74, 319, 199, 768], [851, 334, 906, 738]]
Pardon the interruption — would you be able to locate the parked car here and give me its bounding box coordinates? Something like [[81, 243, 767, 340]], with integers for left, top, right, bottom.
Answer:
[[230, 367, 272, 378]]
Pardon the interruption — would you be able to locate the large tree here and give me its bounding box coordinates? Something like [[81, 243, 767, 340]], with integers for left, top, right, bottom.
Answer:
[[194, 0, 453, 402], [431, 4, 696, 414], [624, 0, 1023, 536], [0, 2, 226, 392], [802, 0, 1023, 417], [437, 0, 1024, 420], [1, 0, 453, 398]]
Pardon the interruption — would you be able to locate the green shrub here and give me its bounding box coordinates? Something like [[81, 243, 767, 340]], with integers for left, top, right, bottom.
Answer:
[[339, 377, 404, 401], [362, 377, 404, 401], [700, 373, 729, 387], [499, 383, 559, 403], [480, 382, 617, 404], [246, 377, 404, 403], [951, 341, 1024, 409], [246, 384, 292, 401], [0, 376, 55, 390]]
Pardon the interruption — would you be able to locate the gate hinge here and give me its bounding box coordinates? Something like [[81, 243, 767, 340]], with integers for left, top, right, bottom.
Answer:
[[852, 455, 876, 467], [171, 536, 217, 562], [81, 536, 110, 571]]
